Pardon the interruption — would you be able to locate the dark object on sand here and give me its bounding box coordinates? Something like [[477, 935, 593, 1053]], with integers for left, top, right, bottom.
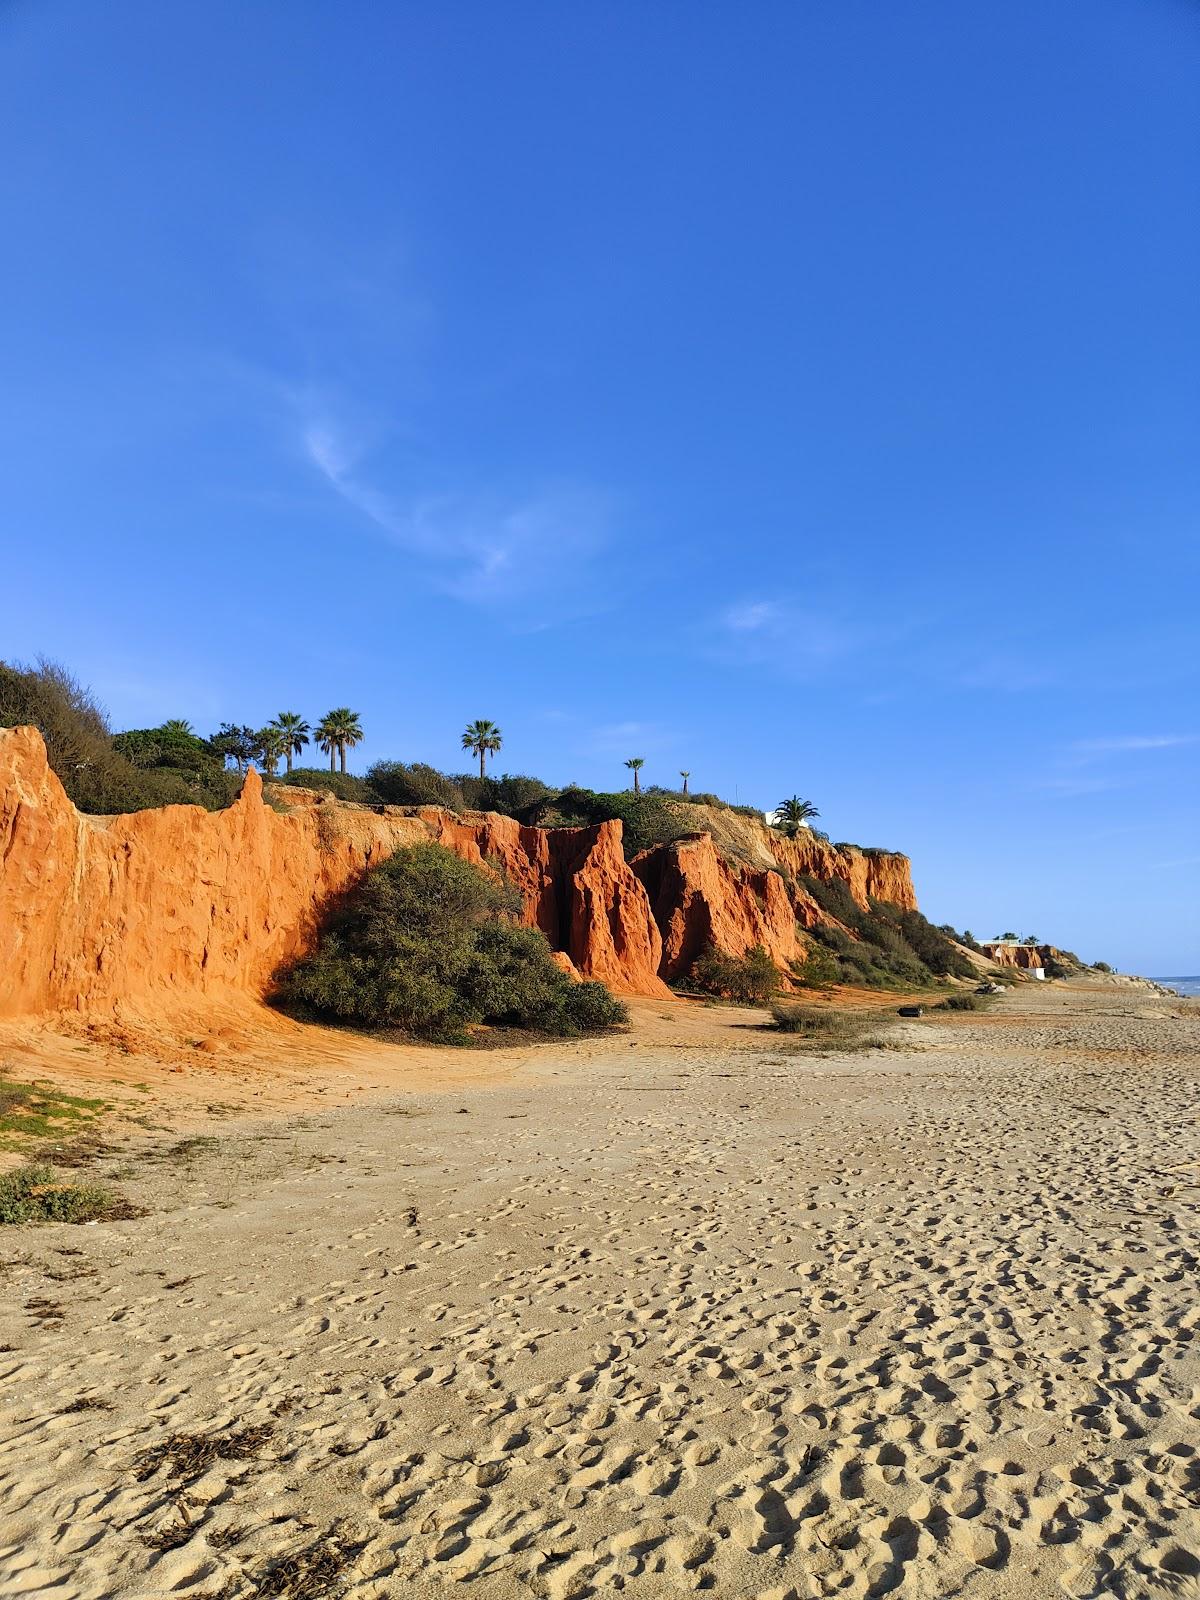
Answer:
[[897, 1005, 924, 1018]]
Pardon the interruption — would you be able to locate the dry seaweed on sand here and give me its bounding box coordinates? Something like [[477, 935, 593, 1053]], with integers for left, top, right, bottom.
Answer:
[[139, 1500, 199, 1551], [60, 1394, 113, 1413], [132, 1422, 275, 1484], [249, 1528, 363, 1599]]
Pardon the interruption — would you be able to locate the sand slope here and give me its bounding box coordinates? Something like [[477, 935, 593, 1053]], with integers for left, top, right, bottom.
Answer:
[[1, 984, 1198, 1598]]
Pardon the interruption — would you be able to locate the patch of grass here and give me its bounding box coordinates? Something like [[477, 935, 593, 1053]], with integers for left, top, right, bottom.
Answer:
[[132, 1423, 275, 1484], [160, 1135, 220, 1161], [0, 1073, 107, 1146], [769, 1003, 891, 1049], [933, 993, 985, 1012], [0, 1164, 141, 1225]]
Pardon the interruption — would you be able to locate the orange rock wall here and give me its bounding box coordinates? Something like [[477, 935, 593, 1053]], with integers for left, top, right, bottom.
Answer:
[[633, 835, 808, 980], [0, 727, 667, 1017], [0, 727, 919, 1019]]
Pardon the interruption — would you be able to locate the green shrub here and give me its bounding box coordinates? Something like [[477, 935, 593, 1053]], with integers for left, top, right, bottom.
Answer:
[[1, 659, 242, 814], [113, 725, 221, 772], [795, 874, 974, 987], [934, 993, 982, 1011], [279, 842, 627, 1042], [366, 760, 463, 809], [877, 904, 976, 979], [0, 1164, 137, 1225], [275, 768, 380, 803], [1092, 961, 1112, 973], [460, 772, 554, 819], [544, 787, 691, 858], [688, 944, 781, 1003], [789, 940, 843, 989]]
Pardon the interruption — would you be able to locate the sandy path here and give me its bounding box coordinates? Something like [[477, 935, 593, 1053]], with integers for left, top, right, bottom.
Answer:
[[1, 986, 1198, 1599]]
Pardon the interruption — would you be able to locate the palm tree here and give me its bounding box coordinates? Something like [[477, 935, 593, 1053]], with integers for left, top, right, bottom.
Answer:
[[256, 725, 289, 777], [271, 711, 310, 774], [462, 719, 503, 779], [161, 718, 194, 738], [315, 712, 340, 773], [679, 770, 690, 796], [319, 707, 363, 773], [774, 796, 821, 837], [625, 757, 645, 795]]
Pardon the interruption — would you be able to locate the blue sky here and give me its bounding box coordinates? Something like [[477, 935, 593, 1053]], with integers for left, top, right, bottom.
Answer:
[[3, 1, 1198, 972]]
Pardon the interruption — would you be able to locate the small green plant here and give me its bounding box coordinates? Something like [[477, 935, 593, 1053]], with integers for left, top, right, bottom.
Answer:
[[1092, 961, 1112, 973], [0, 1164, 138, 1225], [934, 993, 983, 1011]]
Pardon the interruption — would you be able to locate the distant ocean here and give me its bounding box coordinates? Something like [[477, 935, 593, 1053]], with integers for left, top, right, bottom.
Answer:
[[1154, 976, 1200, 997]]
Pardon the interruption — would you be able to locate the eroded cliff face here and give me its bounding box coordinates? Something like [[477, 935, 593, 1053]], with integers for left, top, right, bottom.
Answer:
[[983, 943, 1055, 970], [633, 835, 810, 981], [0, 727, 667, 1017], [0, 727, 918, 1019]]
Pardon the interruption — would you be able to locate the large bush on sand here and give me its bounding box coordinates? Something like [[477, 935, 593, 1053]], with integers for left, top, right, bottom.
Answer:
[[279, 842, 627, 1042]]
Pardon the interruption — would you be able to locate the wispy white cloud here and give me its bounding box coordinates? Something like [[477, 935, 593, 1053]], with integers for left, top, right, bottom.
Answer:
[[1034, 730, 1196, 800], [1070, 734, 1196, 757], [714, 596, 869, 672], [296, 403, 613, 606]]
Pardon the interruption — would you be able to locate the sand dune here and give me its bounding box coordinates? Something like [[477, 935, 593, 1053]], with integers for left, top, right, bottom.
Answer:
[[1, 984, 1198, 1598]]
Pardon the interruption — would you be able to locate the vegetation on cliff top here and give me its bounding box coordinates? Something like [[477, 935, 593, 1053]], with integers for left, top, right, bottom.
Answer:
[[279, 842, 627, 1044], [792, 874, 976, 989]]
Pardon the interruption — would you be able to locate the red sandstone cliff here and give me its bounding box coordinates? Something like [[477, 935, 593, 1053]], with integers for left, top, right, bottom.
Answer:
[[0, 727, 667, 1017], [0, 727, 919, 1020]]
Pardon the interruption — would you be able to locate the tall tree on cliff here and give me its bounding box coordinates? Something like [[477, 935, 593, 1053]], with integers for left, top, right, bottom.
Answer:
[[271, 711, 310, 774], [315, 712, 341, 773], [318, 708, 363, 773], [625, 757, 645, 795], [679, 770, 690, 795], [210, 723, 261, 774], [462, 719, 503, 780], [256, 725, 289, 777], [775, 796, 820, 837]]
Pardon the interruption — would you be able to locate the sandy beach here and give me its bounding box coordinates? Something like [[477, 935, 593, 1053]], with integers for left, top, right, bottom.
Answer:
[[2, 982, 1198, 1600]]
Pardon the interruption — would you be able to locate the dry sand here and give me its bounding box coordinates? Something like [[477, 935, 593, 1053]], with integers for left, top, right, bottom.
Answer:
[[1, 983, 1198, 1599]]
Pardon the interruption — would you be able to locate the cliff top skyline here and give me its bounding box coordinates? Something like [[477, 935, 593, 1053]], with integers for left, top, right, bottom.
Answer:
[[3, 1, 1197, 971]]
